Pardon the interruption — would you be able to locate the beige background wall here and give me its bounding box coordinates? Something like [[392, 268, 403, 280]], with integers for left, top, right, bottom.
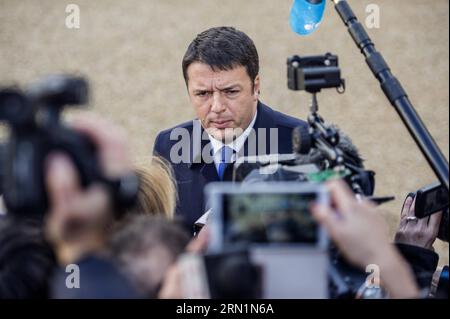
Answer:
[[1, 0, 448, 265]]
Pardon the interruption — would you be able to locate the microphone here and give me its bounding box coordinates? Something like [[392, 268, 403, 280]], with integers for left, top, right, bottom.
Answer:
[[290, 0, 326, 36], [292, 123, 364, 169]]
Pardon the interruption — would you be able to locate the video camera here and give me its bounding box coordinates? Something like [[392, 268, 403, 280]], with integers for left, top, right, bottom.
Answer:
[[0, 75, 137, 219], [234, 53, 376, 199]]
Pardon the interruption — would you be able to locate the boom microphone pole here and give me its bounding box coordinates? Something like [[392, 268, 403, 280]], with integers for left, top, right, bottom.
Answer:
[[330, 0, 449, 190], [290, 0, 449, 190]]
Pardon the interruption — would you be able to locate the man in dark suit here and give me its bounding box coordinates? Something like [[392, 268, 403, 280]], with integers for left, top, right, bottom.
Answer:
[[153, 27, 307, 232]]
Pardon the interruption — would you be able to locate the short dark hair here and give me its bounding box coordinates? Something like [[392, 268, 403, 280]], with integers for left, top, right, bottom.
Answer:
[[182, 26, 259, 85]]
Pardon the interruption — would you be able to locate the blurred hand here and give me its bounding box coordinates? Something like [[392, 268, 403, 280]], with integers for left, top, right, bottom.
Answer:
[[187, 225, 210, 253], [311, 180, 393, 268], [158, 264, 182, 299], [395, 194, 442, 251], [158, 227, 210, 299], [45, 115, 132, 265], [311, 180, 419, 298]]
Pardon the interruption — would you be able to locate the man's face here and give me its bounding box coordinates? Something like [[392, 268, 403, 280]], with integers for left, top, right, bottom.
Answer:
[[186, 62, 260, 143]]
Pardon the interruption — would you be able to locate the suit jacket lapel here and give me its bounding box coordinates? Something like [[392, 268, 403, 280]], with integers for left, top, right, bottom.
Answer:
[[240, 101, 277, 158], [188, 119, 220, 182], [200, 162, 220, 181]]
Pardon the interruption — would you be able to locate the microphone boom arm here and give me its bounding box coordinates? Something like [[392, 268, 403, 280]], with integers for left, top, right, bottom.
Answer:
[[308, 93, 345, 168], [330, 0, 449, 190]]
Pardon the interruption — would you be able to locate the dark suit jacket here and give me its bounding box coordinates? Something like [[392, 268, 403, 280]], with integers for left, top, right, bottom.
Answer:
[[153, 101, 308, 231], [51, 255, 141, 299]]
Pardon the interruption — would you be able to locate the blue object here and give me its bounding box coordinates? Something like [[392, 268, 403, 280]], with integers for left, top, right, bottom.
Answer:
[[290, 0, 326, 36]]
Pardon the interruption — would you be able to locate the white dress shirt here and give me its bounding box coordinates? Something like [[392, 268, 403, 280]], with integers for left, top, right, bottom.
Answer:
[[207, 109, 258, 172]]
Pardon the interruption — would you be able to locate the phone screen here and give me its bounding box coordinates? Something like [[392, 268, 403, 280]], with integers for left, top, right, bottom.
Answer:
[[222, 192, 318, 245]]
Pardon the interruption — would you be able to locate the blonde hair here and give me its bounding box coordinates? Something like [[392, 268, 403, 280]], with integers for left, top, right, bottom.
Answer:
[[126, 156, 177, 220]]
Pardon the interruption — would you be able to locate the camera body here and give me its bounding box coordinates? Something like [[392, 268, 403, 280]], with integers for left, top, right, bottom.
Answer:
[[287, 53, 344, 93], [0, 75, 102, 217], [233, 53, 375, 198]]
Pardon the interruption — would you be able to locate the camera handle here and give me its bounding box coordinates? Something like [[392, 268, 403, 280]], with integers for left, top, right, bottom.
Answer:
[[40, 103, 63, 129], [307, 93, 368, 195], [307, 92, 345, 169], [330, 0, 449, 191]]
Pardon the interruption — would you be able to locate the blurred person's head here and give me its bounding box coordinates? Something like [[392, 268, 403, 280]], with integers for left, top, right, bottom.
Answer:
[[119, 156, 177, 220], [108, 215, 189, 298], [182, 26, 260, 143], [0, 217, 56, 298]]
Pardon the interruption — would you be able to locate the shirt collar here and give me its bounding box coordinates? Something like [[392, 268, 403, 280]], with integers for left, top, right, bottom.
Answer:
[[208, 108, 258, 156]]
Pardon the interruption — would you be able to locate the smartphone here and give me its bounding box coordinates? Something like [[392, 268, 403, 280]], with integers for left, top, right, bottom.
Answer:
[[205, 182, 329, 298], [206, 182, 329, 251], [415, 181, 449, 219]]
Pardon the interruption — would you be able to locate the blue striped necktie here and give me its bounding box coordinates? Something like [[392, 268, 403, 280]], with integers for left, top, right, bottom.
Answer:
[[217, 146, 234, 180]]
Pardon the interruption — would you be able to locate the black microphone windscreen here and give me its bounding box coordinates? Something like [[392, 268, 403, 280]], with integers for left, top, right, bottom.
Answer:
[[294, 124, 365, 169], [292, 124, 312, 155]]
